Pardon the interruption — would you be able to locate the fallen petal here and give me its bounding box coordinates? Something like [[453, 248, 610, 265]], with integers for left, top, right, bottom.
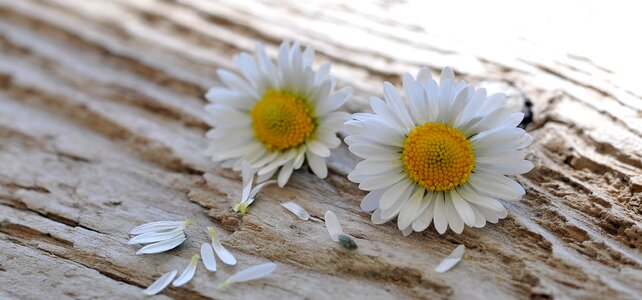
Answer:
[[281, 202, 310, 220], [324, 210, 344, 242], [131, 220, 185, 235], [201, 243, 217, 272], [435, 244, 465, 273], [219, 262, 277, 289], [128, 228, 183, 245], [143, 270, 177, 295], [208, 227, 237, 265], [173, 255, 199, 287], [136, 234, 187, 255]]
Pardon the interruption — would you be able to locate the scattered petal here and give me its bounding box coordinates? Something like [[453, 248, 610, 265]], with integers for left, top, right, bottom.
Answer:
[[435, 244, 465, 273], [173, 255, 200, 287], [131, 220, 187, 235], [136, 234, 187, 255], [208, 227, 237, 265], [200, 243, 217, 272], [324, 210, 344, 242], [338, 234, 358, 250], [281, 202, 310, 220], [128, 228, 184, 245], [143, 270, 177, 296], [219, 262, 277, 289]]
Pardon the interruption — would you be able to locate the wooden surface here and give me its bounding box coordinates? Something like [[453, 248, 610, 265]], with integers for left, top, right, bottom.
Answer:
[[1, 0, 641, 299]]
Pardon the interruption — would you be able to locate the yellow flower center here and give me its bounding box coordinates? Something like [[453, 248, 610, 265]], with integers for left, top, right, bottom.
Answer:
[[401, 122, 475, 192], [251, 89, 316, 151]]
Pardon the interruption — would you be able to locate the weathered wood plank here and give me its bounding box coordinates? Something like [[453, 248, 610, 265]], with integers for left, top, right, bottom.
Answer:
[[0, 0, 640, 299]]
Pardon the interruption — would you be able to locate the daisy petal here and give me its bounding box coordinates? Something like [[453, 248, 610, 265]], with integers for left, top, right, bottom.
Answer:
[[324, 210, 344, 242], [201, 243, 217, 272], [128, 228, 183, 245], [435, 244, 465, 273], [136, 235, 187, 255], [130, 221, 184, 235], [281, 202, 310, 220], [143, 270, 177, 296], [208, 227, 237, 266], [172, 255, 199, 287], [219, 262, 277, 289]]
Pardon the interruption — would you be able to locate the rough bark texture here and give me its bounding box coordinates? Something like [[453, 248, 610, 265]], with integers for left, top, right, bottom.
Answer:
[[0, 1, 641, 299]]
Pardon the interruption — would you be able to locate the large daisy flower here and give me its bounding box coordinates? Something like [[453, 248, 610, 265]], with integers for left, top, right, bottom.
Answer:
[[345, 67, 533, 235], [205, 41, 352, 187]]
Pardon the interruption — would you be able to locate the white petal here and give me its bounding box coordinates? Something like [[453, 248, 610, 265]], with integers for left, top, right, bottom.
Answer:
[[444, 193, 464, 234], [401, 225, 413, 236], [440, 67, 455, 82], [241, 161, 254, 203], [360, 189, 385, 212], [324, 210, 344, 242], [143, 270, 177, 296], [277, 160, 295, 187], [200, 243, 217, 272], [281, 202, 310, 220], [219, 262, 277, 289], [306, 150, 328, 178], [130, 220, 184, 235], [380, 180, 413, 211], [397, 188, 425, 230], [136, 235, 187, 254], [468, 172, 520, 201], [371, 208, 395, 224], [358, 171, 405, 191], [412, 193, 437, 232], [383, 82, 414, 130], [433, 193, 448, 234], [457, 184, 505, 212], [128, 228, 184, 245], [435, 245, 465, 273], [172, 255, 199, 287], [208, 227, 237, 265], [307, 140, 331, 157]]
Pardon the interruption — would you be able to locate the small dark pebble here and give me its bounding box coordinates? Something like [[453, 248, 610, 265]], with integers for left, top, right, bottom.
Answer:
[[338, 234, 358, 250]]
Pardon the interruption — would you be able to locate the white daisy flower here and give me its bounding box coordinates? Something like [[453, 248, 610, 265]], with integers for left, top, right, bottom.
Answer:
[[129, 220, 193, 254], [233, 162, 277, 216], [345, 67, 533, 235], [218, 262, 277, 290], [205, 41, 352, 187], [207, 227, 237, 265]]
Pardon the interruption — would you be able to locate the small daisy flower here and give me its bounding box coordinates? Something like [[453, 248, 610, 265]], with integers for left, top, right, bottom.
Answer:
[[129, 220, 193, 254], [233, 162, 276, 216], [345, 67, 533, 235], [205, 41, 352, 187]]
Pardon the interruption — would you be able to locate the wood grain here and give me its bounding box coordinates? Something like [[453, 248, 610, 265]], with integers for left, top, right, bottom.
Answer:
[[0, 0, 640, 299]]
